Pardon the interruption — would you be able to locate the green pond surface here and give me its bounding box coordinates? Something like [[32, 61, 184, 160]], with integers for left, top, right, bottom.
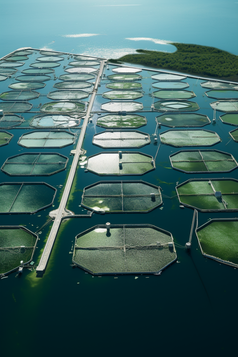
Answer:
[[177, 179, 238, 211], [197, 220, 238, 265], [96, 114, 147, 128], [73, 225, 176, 274], [154, 100, 199, 111], [0, 114, 24, 129], [206, 90, 238, 99], [102, 90, 143, 100], [157, 113, 210, 127], [0, 131, 13, 145], [82, 181, 162, 213], [40, 101, 85, 113], [153, 90, 195, 100], [170, 150, 237, 172], [0, 227, 37, 274], [106, 81, 142, 90], [220, 113, 238, 126], [230, 128, 238, 141], [160, 130, 220, 147], [2, 153, 68, 176]]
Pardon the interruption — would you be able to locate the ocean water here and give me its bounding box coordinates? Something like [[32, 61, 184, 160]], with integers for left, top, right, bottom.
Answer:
[[1, 0, 238, 58], [1, 2, 238, 357]]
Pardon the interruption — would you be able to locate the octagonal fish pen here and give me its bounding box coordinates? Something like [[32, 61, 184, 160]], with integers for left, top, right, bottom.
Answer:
[[9, 82, 45, 90], [0, 226, 38, 276], [0, 131, 13, 146], [6, 55, 29, 62], [101, 101, 143, 112], [96, 114, 147, 129], [196, 219, 238, 268], [102, 90, 143, 100], [81, 181, 162, 213], [59, 73, 95, 82], [69, 60, 100, 67], [0, 91, 40, 101], [0, 182, 56, 213], [176, 178, 238, 212], [22, 68, 54, 75], [206, 90, 238, 100], [15, 74, 51, 82], [36, 56, 64, 62], [0, 68, 17, 76], [40, 50, 63, 56], [92, 130, 150, 148], [86, 152, 155, 175], [18, 131, 75, 148], [30, 62, 61, 69], [170, 150, 238, 173], [0, 101, 32, 113], [229, 128, 238, 142], [154, 100, 199, 112], [0, 75, 7, 82], [156, 113, 210, 127], [72, 224, 176, 275], [210, 101, 238, 112], [152, 90, 195, 100], [0, 61, 24, 68], [30, 114, 82, 128], [160, 129, 221, 147], [1, 153, 68, 176], [74, 55, 96, 61], [201, 81, 238, 90], [47, 90, 89, 101], [151, 73, 186, 81], [112, 67, 141, 74], [106, 82, 142, 90], [107, 74, 142, 81], [40, 101, 85, 113], [65, 67, 97, 74], [220, 114, 238, 126], [0, 114, 24, 129], [152, 81, 189, 90], [54, 81, 93, 90]]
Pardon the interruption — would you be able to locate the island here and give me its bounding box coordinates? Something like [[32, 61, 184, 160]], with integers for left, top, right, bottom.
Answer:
[[109, 43, 238, 81]]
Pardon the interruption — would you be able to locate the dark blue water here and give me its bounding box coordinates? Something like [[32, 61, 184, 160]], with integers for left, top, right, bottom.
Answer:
[[1, 2, 238, 357]]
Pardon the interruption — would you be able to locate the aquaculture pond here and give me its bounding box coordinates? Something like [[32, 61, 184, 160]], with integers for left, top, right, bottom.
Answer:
[[1, 47, 238, 357]]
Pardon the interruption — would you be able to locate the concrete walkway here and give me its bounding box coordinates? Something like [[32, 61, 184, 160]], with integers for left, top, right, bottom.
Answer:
[[36, 60, 106, 275]]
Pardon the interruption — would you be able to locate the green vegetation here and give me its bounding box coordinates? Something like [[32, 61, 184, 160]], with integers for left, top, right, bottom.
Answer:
[[111, 43, 238, 81]]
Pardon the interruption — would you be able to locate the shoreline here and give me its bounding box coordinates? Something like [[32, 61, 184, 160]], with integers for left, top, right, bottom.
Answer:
[[109, 43, 238, 83]]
